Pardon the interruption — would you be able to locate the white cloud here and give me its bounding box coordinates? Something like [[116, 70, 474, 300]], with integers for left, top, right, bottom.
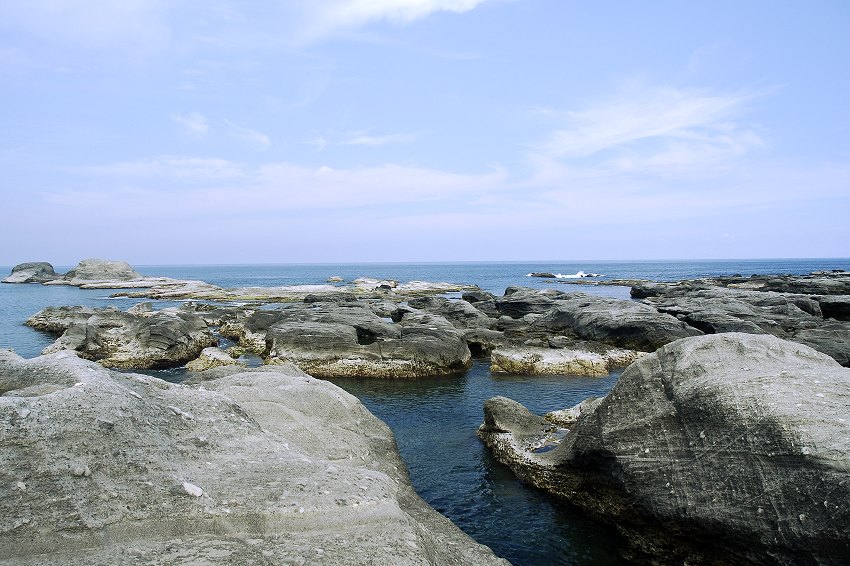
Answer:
[[342, 131, 422, 146], [295, 0, 493, 41], [58, 158, 507, 215], [171, 112, 209, 137], [534, 84, 769, 177], [225, 121, 271, 151], [304, 130, 422, 150]]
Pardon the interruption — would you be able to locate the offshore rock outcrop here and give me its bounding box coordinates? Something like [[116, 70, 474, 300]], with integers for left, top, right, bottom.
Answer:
[[32, 306, 217, 369], [263, 304, 472, 378], [1, 262, 60, 284], [0, 351, 507, 565], [60, 258, 142, 284], [478, 333, 850, 564]]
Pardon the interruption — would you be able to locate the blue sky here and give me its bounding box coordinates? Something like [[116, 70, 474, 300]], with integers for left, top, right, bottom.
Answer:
[[1, 0, 848, 265]]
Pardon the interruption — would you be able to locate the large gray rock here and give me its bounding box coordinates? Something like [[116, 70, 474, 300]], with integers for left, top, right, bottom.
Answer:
[[478, 333, 850, 564], [41, 308, 217, 369], [407, 296, 494, 330], [0, 351, 506, 565], [534, 292, 703, 351], [2, 262, 60, 284], [266, 307, 472, 378], [62, 258, 142, 284], [494, 287, 565, 318], [25, 306, 110, 334]]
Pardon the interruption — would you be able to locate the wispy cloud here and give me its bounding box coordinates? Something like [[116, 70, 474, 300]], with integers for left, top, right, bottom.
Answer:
[[171, 112, 209, 137], [294, 0, 493, 42], [341, 130, 422, 146], [533, 84, 769, 177], [81, 156, 246, 181], [303, 129, 421, 151], [225, 121, 271, 151]]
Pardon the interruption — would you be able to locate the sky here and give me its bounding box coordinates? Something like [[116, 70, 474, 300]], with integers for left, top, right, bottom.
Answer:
[[1, 0, 848, 265]]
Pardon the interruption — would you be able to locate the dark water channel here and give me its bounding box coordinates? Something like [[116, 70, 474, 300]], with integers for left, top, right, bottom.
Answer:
[[328, 361, 629, 565]]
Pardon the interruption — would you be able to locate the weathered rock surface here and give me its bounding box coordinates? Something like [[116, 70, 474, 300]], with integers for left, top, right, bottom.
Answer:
[[792, 321, 850, 367], [494, 287, 564, 318], [490, 345, 644, 377], [264, 305, 472, 378], [25, 306, 109, 334], [61, 258, 142, 285], [407, 296, 494, 330], [634, 280, 850, 365], [0, 351, 507, 565], [533, 292, 704, 351], [633, 271, 850, 296], [478, 333, 850, 564], [2, 262, 60, 284], [39, 307, 217, 369], [185, 347, 245, 372], [114, 279, 477, 303]]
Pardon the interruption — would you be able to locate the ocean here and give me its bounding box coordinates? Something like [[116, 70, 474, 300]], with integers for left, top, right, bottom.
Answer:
[[1, 259, 848, 565]]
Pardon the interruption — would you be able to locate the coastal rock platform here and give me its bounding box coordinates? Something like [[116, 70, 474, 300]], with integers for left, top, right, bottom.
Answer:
[[0, 351, 507, 565]]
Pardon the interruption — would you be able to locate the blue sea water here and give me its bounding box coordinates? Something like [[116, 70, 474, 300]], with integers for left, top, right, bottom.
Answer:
[[1, 259, 848, 565]]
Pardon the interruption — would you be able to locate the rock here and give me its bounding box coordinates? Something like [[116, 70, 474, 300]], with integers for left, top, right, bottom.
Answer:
[[0, 350, 506, 565], [490, 345, 644, 377], [63, 258, 142, 284], [326, 276, 344, 282], [394, 280, 479, 296], [792, 321, 850, 366], [41, 308, 217, 369], [462, 329, 509, 357], [478, 333, 850, 564], [528, 272, 556, 278], [26, 306, 110, 334], [818, 295, 850, 320], [185, 347, 244, 372], [266, 307, 472, 378], [633, 282, 850, 364], [114, 278, 477, 302], [462, 290, 496, 303], [2, 262, 60, 284], [303, 292, 356, 303], [544, 397, 604, 427], [352, 277, 398, 291], [482, 396, 553, 437], [126, 302, 154, 316], [407, 296, 493, 329], [494, 287, 565, 318], [534, 292, 703, 351]]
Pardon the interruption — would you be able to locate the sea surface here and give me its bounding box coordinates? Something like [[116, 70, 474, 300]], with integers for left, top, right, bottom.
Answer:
[[1, 259, 848, 565]]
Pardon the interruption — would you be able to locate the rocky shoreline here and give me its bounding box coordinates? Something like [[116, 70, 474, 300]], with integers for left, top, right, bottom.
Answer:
[[4, 259, 850, 563], [478, 333, 850, 564], [0, 351, 507, 565]]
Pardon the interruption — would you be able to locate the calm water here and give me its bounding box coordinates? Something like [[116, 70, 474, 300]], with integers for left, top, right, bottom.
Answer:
[[1, 259, 848, 565]]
